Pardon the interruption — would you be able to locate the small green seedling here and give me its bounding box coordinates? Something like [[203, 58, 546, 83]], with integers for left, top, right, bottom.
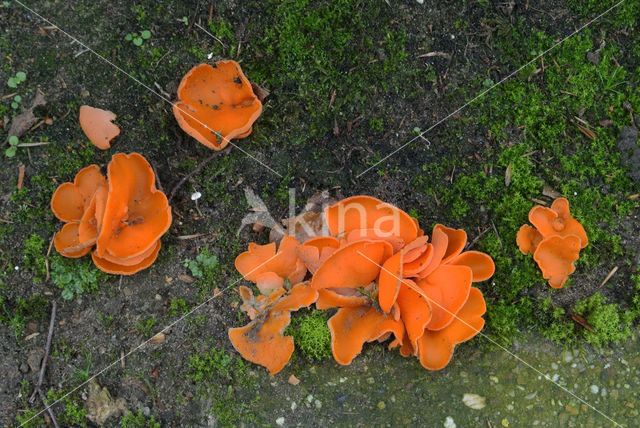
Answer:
[[11, 94, 21, 109], [7, 71, 26, 89], [6, 135, 19, 158], [125, 30, 151, 47], [180, 16, 189, 26]]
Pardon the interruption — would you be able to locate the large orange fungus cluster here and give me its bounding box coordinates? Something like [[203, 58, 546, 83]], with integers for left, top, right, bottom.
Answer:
[[50, 153, 172, 275], [517, 198, 588, 288], [230, 195, 495, 374]]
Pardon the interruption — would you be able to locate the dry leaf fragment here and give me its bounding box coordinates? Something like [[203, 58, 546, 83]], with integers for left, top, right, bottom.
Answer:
[[251, 82, 270, 103], [7, 90, 46, 139], [177, 274, 195, 283], [17, 164, 25, 189], [542, 186, 563, 199], [571, 313, 595, 333], [85, 379, 127, 426], [504, 161, 512, 187], [150, 332, 165, 344]]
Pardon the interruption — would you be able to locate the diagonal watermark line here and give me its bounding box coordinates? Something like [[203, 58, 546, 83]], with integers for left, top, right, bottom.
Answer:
[[20, 251, 282, 427], [356, 250, 622, 427], [12, 0, 282, 178], [357, 0, 626, 178]]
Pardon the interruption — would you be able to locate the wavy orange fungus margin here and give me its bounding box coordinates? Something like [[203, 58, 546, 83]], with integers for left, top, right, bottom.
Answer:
[[50, 153, 171, 275], [232, 195, 495, 373], [517, 198, 588, 288]]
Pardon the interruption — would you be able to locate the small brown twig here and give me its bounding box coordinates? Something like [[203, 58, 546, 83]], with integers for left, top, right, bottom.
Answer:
[[30, 301, 56, 402], [45, 233, 54, 283], [169, 147, 230, 202], [151, 162, 164, 193], [29, 302, 59, 427]]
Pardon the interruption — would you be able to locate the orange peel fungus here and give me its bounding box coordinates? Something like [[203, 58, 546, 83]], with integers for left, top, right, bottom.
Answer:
[[50, 153, 171, 276], [230, 195, 494, 373], [173, 60, 262, 150], [517, 198, 588, 288]]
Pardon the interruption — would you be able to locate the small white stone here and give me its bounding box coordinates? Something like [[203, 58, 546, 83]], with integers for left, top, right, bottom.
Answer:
[[14, 266, 19, 270], [290, 402, 297, 411], [276, 417, 285, 426], [462, 393, 486, 410], [191, 191, 202, 201], [416, 0, 424, 3], [314, 400, 322, 409], [590, 385, 599, 394], [444, 416, 456, 428], [306, 394, 314, 403], [207, 53, 213, 59]]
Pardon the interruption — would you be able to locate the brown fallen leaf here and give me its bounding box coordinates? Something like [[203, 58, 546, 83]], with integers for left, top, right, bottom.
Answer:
[[85, 379, 127, 426], [150, 332, 165, 344], [250, 82, 270, 103], [571, 313, 595, 333], [17, 164, 25, 190], [504, 161, 512, 187], [542, 186, 563, 199], [7, 90, 46, 139], [177, 274, 195, 283]]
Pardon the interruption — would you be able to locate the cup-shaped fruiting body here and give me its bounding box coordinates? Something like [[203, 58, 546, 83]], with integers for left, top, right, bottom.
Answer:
[[173, 60, 262, 150]]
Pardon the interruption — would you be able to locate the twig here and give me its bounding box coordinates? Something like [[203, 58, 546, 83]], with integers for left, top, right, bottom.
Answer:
[[30, 302, 57, 403], [38, 388, 60, 428], [151, 162, 164, 193], [17, 141, 52, 147], [466, 227, 490, 250], [45, 233, 54, 282], [169, 147, 230, 202], [599, 266, 618, 288]]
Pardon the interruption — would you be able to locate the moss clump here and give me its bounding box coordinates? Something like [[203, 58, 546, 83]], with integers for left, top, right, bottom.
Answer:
[[573, 292, 635, 347], [23, 233, 47, 282], [0, 294, 48, 338], [288, 310, 332, 360], [120, 410, 160, 428]]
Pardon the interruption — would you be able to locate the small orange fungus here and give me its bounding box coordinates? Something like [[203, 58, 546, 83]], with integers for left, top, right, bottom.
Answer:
[[79, 105, 120, 150], [173, 60, 262, 150], [517, 198, 588, 288]]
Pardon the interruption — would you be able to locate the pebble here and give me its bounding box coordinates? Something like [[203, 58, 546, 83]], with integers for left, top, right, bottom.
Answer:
[[27, 349, 43, 373], [276, 417, 285, 426], [19, 363, 29, 374], [590, 385, 599, 394], [444, 416, 456, 428]]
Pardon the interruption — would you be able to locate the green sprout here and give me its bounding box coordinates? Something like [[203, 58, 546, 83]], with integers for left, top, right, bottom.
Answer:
[[6, 135, 19, 158], [125, 30, 151, 47], [7, 71, 26, 88], [11, 94, 21, 109]]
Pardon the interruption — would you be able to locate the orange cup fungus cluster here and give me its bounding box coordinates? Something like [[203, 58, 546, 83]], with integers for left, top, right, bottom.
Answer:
[[173, 60, 262, 150], [230, 195, 495, 374], [517, 198, 588, 288], [50, 153, 172, 275]]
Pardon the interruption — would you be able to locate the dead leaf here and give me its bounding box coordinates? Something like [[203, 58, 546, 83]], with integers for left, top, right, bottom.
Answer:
[[177, 274, 195, 283], [150, 332, 165, 344], [571, 314, 595, 333], [504, 162, 512, 187], [85, 379, 127, 426], [250, 82, 270, 103], [288, 374, 300, 386], [7, 90, 46, 139], [542, 186, 563, 199], [17, 164, 25, 190], [253, 221, 265, 232]]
